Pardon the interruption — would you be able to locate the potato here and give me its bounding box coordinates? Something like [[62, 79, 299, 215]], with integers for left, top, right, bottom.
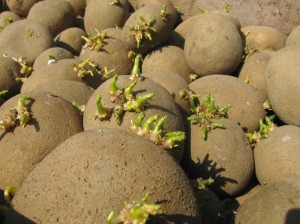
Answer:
[[184, 12, 243, 76], [33, 47, 74, 71], [54, 27, 86, 55], [6, 129, 202, 223], [0, 56, 21, 98], [21, 58, 103, 93], [67, 0, 86, 16], [84, 0, 129, 35], [142, 45, 193, 83], [32, 80, 94, 105], [285, 25, 300, 47], [235, 179, 300, 224], [142, 70, 190, 117], [235, 184, 261, 206], [5, 0, 40, 17], [238, 51, 273, 98], [0, 11, 21, 31], [254, 125, 300, 185], [102, 27, 122, 40], [189, 75, 266, 132], [182, 118, 254, 197], [0, 92, 83, 189], [0, 19, 53, 64], [27, 0, 76, 37], [83, 75, 185, 161], [122, 3, 176, 54], [80, 37, 133, 77], [241, 25, 285, 51], [265, 46, 300, 125]]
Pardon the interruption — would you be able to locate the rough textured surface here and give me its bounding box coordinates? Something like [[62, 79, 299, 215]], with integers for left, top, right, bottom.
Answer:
[[265, 46, 300, 126], [189, 75, 266, 132], [254, 125, 300, 184], [170, 0, 300, 38], [6, 129, 202, 224], [5, 0, 41, 17], [0, 19, 53, 64], [235, 179, 300, 224], [184, 12, 243, 76], [182, 118, 254, 197], [142, 45, 193, 83], [0, 92, 83, 190], [286, 25, 300, 46]]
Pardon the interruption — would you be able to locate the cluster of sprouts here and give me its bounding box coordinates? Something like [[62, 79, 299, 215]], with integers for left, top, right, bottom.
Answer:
[[0, 96, 33, 131], [107, 193, 162, 224], [82, 29, 108, 51]]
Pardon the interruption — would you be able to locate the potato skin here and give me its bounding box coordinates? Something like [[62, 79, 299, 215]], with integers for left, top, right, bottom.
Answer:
[[6, 0, 40, 17], [265, 46, 300, 126], [122, 3, 176, 54], [254, 125, 300, 184], [6, 129, 202, 224], [189, 75, 266, 132], [235, 179, 300, 224], [84, 0, 129, 35], [0, 93, 83, 190], [286, 25, 300, 47], [0, 19, 53, 64], [184, 12, 243, 76], [182, 118, 254, 197], [0, 11, 21, 30]]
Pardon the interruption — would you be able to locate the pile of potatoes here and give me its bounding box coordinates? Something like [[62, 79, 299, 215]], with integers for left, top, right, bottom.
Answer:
[[0, 0, 300, 223]]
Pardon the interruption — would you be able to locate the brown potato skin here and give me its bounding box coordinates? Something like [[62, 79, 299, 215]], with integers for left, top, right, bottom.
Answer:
[[189, 75, 266, 132], [122, 3, 176, 54], [265, 46, 300, 126], [182, 118, 254, 198], [0, 11, 21, 30], [54, 27, 86, 56], [142, 45, 193, 83], [27, 0, 76, 37], [241, 25, 285, 51], [254, 125, 300, 185], [0, 92, 83, 190], [235, 179, 300, 224], [286, 25, 300, 47], [184, 12, 243, 76], [6, 129, 202, 224], [0, 19, 53, 64], [84, 0, 129, 35], [6, 0, 40, 17]]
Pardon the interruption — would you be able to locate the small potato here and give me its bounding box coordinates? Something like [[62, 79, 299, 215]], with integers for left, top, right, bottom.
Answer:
[[54, 27, 86, 55], [84, 0, 129, 35], [27, 0, 76, 37], [254, 125, 300, 184], [142, 45, 193, 83], [265, 46, 300, 126], [285, 25, 300, 47], [242, 25, 285, 51], [5, 0, 41, 17], [0, 11, 21, 31], [0, 19, 53, 64], [184, 12, 243, 76]]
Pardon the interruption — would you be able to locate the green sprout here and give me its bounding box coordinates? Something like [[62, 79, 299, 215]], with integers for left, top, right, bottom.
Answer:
[[130, 113, 186, 151], [199, 8, 208, 14], [82, 29, 108, 51], [0, 96, 32, 131], [72, 101, 85, 113], [73, 58, 97, 78], [160, 4, 168, 22], [0, 90, 8, 97], [110, 0, 119, 5], [180, 90, 232, 140], [26, 28, 34, 37], [189, 73, 200, 82], [109, 75, 123, 102], [5, 18, 13, 24], [123, 93, 155, 113], [242, 31, 259, 61], [223, 2, 230, 13], [4, 186, 17, 205], [101, 66, 116, 80], [92, 95, 112, 121], [124, 80, 137, 101], [246, 115, 276, 144], [107, 193, 162, 224], [129, 54, 143, 81], [3, 54, 33, 79], [244, 75, 251, 84], [197, 177, 215, 190], [129, 16, 156, 48]]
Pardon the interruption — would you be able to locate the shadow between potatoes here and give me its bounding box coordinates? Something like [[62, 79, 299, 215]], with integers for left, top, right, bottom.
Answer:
[[286, 209, 300, 224], [3, 207, 36, 224]]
